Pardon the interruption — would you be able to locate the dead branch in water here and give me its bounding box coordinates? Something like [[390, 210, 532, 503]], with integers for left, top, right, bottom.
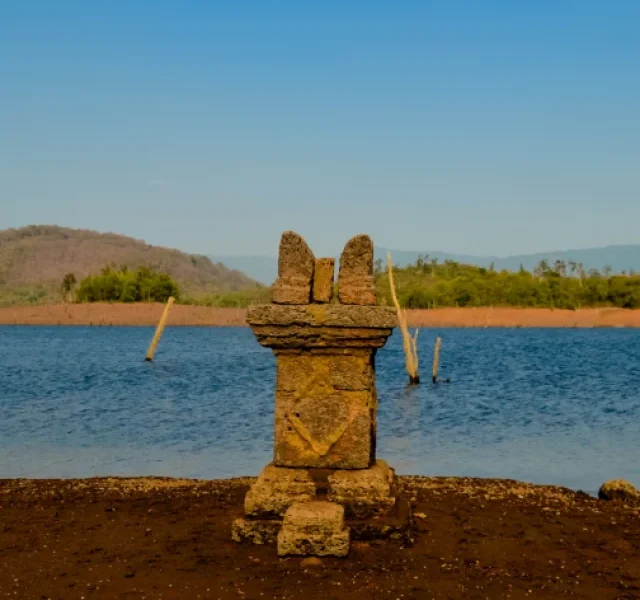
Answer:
[[432, 336, 441, 383], [387, 253, 420, 384]]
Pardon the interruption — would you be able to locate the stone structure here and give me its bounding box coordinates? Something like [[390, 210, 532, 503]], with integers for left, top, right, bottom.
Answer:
[[233, 231, 412, 557]]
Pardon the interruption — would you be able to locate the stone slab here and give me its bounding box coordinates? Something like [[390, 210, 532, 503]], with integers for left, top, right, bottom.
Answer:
[[282, 500, 345, 533], [277, 501, 350, 557], [247, 304, 397, 329], [244, 464, 316, 517], [251, 326, 393, 349], [312, 258, 335, 304]]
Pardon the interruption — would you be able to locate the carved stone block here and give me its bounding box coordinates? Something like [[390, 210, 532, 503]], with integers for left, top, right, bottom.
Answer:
[[312, 258, 335, 303], [274, 385, 374, 469], [327, 459, 396, 518], [244, 464, 316, 517]]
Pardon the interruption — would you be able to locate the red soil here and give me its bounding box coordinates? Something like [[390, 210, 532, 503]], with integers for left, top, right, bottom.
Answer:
[[1, 304, 640, 327], [1, 476, 638, 599]]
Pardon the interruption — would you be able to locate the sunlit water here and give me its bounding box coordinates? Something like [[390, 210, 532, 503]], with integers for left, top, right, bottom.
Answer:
[[1, 326, 639, 494]]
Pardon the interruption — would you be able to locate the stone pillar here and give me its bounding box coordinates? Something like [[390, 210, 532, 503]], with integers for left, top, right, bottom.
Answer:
[[233, 232, 412, 556]]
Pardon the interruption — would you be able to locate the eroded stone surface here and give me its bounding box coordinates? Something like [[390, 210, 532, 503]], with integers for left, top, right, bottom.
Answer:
[[330, 353, 373, 391], [599, 479, 640, 504], [272, 352, 376, 469], [277, 501, 350, 557], [274, 389, 374, 469], [278, 529, 350, 557], [232, 518, 280, 545], [272, 231, 315, 305], [328, 459, 396, 518], [338, 235, 376, 305], [244, 464, 315, 517], [312, 258, 335, 304], [247, 304, 397, 328], [247, 305, 396, 350], [283, 501, 345, 532]]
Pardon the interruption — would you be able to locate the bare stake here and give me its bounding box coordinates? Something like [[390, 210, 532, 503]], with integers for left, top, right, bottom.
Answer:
[[145, 297, 175, 362], [432, 336, 441, 383], [387, 253, 420, 385]]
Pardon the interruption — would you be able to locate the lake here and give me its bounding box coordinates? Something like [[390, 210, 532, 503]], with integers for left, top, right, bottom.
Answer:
[[1, 325, 638, 494]]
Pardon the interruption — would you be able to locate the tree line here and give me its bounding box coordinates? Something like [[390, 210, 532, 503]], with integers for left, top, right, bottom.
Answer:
[[64, 265, 180, 303], [374, 257, 640, 310], [60, 257, 640, 309]]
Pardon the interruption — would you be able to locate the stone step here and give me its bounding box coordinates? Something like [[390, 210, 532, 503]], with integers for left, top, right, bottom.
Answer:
[[277, 501, 350, 557]]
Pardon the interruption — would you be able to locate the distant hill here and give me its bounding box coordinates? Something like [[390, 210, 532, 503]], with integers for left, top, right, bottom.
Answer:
[[377, 245, 640, 274], [209, 255, 281, 286], [0, 225, 260, 305], [212, 245, 640, 284]]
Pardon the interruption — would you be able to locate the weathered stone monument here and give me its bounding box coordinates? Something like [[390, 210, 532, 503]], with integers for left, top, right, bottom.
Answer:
[[232, 231, 411, 557]]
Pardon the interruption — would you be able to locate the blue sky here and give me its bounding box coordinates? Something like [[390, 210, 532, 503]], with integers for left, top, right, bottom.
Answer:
[[1, 1, 639, 258]]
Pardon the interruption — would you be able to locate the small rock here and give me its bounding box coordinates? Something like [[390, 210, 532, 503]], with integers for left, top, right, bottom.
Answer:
[[598, 479, 640, 504], [301, 557, 324, 569]]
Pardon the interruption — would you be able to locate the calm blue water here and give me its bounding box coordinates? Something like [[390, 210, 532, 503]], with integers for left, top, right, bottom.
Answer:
[[1, 326, 639, 493]]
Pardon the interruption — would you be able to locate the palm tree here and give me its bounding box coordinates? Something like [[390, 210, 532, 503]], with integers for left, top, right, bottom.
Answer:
[[431, 257, 439, 279], [577, 262, 585, 287], [554, 260, 567, 277]]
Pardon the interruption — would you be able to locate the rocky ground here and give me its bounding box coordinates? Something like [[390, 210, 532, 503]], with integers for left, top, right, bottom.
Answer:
[[2, 304, 640, 328], [1, 476, 638, 599]]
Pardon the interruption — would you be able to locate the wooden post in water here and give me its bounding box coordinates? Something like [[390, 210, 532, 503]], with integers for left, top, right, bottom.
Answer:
[[432, 336, 441, 384], [145, 297, 175, 362]]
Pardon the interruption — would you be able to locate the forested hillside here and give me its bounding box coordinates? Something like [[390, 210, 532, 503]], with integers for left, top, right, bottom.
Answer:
[[0, 225, 260, 306]]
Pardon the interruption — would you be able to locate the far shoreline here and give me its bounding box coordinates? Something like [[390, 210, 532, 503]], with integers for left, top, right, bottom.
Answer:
[[2, 303, 640, 328]]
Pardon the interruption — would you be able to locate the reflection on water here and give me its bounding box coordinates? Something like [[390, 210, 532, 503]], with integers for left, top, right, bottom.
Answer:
[[1, 325, 639, 493]]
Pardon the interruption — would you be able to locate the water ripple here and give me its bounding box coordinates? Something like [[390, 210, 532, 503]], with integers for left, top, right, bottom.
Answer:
[[1, 326, 639, 491]]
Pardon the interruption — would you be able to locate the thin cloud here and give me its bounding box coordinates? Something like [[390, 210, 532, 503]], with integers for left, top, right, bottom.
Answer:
[[147, 179, 168, 187]]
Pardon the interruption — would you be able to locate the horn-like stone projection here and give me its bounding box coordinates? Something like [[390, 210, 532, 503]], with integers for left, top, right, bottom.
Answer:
[[338, 234, 376, 305], [233, 231, 412, 558], [271, 231, 315, 305]]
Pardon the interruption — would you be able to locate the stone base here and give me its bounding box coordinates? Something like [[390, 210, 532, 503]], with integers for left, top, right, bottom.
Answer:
[[327, 459, 396, 518], [277, 501, 350, 557], [233, 460, 413, 550], [349, 495, 414, 544], [244, 464, 315, 518], [232, 518, 280, 545]]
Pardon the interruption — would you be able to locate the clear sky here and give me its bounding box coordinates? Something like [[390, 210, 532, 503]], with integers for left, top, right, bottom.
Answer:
[[1, 1, 639, 258]]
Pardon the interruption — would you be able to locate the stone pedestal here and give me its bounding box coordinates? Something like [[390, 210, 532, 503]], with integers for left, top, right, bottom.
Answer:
[[232, 232, 412, 557]]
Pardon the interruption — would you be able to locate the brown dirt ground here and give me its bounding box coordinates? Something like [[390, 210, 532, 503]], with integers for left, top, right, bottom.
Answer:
[[1, 304, 640, 328], [1, 476, 639, 599]]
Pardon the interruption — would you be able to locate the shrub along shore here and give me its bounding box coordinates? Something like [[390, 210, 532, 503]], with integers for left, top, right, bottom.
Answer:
[[1, 303, 640, 327]]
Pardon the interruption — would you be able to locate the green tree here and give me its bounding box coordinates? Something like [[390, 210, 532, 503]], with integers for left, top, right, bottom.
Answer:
[[61, 273, 77, 302]]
